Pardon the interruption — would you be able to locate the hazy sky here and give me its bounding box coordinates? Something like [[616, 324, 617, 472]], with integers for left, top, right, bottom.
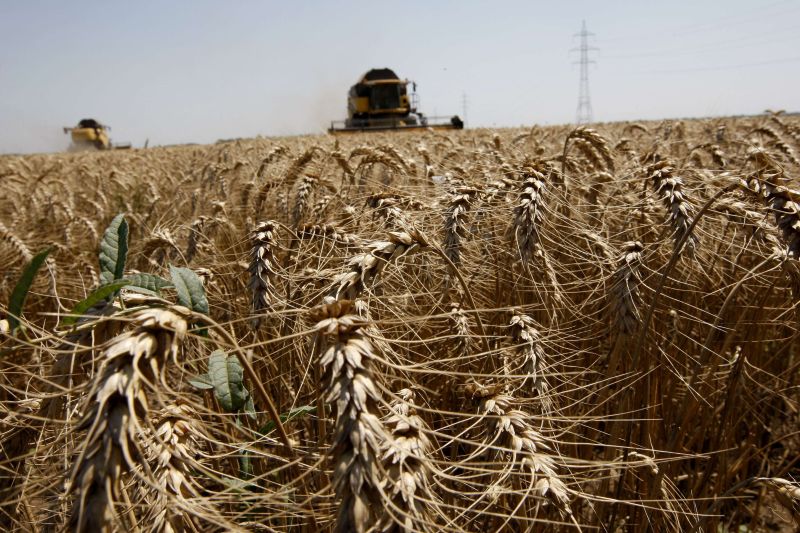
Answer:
[[1, 1, 799, 153]]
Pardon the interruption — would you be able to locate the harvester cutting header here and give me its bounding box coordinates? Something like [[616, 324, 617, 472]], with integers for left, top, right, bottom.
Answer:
[[329, 68, 464, 134]]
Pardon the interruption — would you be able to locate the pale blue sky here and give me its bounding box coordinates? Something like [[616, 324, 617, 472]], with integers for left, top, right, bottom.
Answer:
[[1, 1, 798, 153]]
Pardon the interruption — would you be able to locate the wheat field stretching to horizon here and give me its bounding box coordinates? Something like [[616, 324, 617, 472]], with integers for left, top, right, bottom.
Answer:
[[1, 113, 799, 532]]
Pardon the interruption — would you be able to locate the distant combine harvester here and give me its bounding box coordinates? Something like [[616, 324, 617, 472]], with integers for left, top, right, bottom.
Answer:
[[63, 118, 131, 151], [328, 68, 463, 134]]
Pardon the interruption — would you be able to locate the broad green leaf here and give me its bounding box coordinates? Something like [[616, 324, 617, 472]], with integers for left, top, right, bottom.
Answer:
[[257, 405, 315, 435], [99, 214, 128, 285], [62, 280, 130, 327], [126, 273, 173, 294], [8, 248, 51, 333], [208, 350, 248, 412], [170, 266, 209, 314], [188, 373, 214, 390]]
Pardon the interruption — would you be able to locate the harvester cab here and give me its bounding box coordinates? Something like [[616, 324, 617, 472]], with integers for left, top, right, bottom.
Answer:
[[329, 68, 464, 134], [63, 118, 131, 151]]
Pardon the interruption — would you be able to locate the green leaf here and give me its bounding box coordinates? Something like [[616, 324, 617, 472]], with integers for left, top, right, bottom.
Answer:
[[239, 448, 254, 478], [62, 280, 130, 327], [8, 248, 51, 333], [99, 214, 129, 285], [208, 350, 248, 412], [188, 373, 214, 390], [170, 266, 209, 314], [122, 285, 160, 297], [244, 394, 256, 420], [126, 273, 173, 294], [257, 405, 315, 435]]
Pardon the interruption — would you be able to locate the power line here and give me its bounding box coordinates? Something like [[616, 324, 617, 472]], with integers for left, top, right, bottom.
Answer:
[[571, 20, 597, 125], [601, 28, 800, 60], [664, 0, 798, 38], [598, 1, 798, 44], [630, 55, 800, 75]]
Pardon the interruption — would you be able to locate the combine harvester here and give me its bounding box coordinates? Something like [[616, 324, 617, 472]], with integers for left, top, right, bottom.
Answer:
[[329, 68, 464, 134], [63, 118, 131, 151]]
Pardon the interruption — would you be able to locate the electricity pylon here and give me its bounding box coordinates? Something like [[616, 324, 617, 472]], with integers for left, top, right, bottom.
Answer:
[[572, 20, 597, 125]]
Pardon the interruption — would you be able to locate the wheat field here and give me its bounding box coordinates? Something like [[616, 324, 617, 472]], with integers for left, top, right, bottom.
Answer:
[[1, 114, 799, 532]]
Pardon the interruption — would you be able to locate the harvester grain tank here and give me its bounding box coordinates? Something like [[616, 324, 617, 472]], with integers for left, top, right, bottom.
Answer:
[[329, 68, 464, 134], [63, 118, 131, 151]]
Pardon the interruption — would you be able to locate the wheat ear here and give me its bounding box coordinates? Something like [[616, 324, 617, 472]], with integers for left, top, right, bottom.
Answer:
[[249, 221, 280, 329], [509, 313, 549, 407], [0, 220, 32, 263], [511, 168, 546, 264], [68, 308, 187, 532], [292, 174, 318, 226], [443, 186, 478, 267], [311, 301, 389, 533], [328, 229, 429, 302], [379, 388, 435, 532], [740, 173, 800, 258], [142, 403, 206, 532], [608, 241, 644, 336], [474, 390, 574, 520], [563, 127, 615, 174], [449, 302, 472, 359], [756, 477, 800, 517], [646, 160, 699, 255]]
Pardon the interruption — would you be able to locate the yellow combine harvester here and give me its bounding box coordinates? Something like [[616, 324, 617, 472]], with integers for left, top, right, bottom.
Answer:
[[329, 68, 464, 134], [63, 118, 131, 151]]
